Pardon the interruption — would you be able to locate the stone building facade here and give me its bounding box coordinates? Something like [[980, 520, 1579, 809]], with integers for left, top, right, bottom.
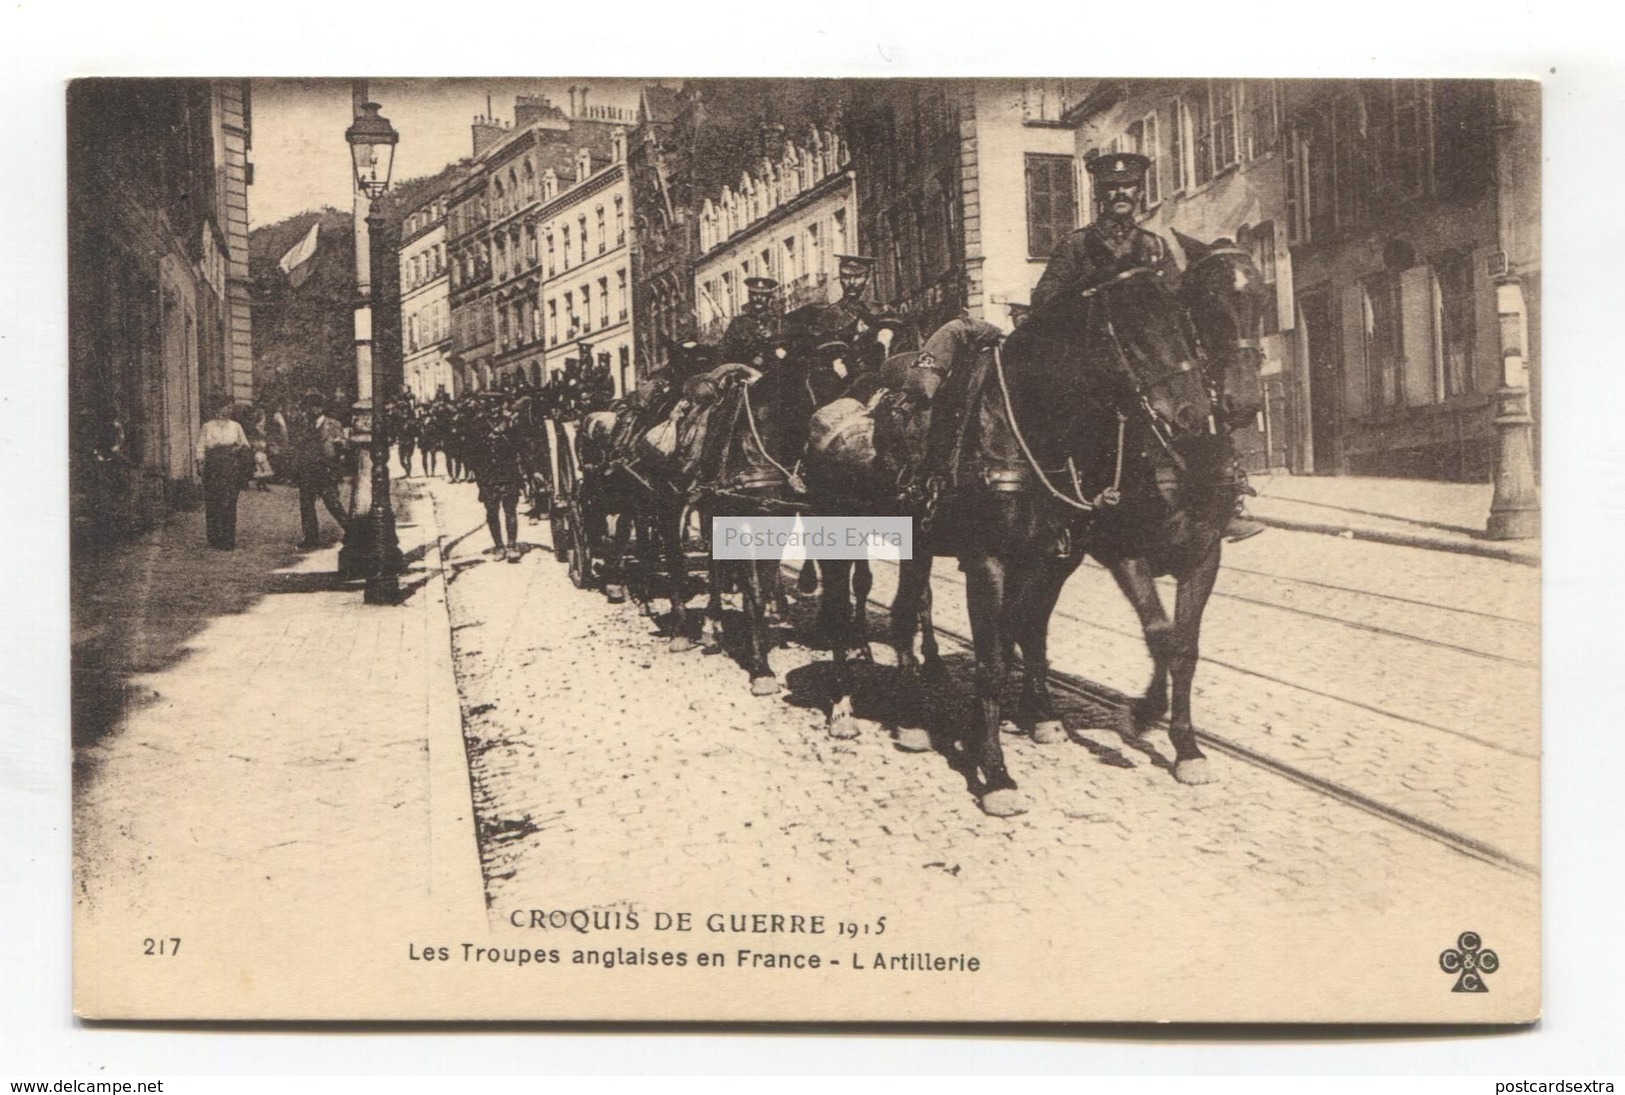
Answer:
[[68, 78, 254, 543], [399, 196, 454, 400], [1065, 77, 1538, 481], [843, 79, 1076, 343], [693, 127, 856, 340]]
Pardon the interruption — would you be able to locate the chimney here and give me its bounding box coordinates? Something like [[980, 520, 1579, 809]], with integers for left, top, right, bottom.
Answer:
[[472, 114, 506, 157], [567, 86, 578, 116], [579, 85, 590, 116]]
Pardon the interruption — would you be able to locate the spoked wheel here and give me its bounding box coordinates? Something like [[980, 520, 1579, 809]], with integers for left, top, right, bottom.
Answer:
[[566, 498, 593, 589]]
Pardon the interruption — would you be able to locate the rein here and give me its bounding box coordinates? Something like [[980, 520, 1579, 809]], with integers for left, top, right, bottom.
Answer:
[[991, 343, 1125, 513], [740, 379, 806, 494]]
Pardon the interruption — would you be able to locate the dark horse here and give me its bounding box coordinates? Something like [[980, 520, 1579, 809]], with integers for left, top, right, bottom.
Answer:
[[661, 352, 816, 693], [889, 238, 1263, 816]]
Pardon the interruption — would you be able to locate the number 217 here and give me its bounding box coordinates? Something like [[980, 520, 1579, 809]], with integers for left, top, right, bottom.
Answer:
[[142, 937, 181, 956]]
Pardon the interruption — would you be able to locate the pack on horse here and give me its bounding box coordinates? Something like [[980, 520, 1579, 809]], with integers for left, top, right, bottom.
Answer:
[[678, 336, 818, 695], [877, 233, 1264, 817], [798, 314, 973, 743]]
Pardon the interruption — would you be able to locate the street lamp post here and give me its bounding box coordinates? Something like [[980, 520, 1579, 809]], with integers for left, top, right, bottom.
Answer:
[[339, 99, 405, 602], [1486, 275, 1540, 540]]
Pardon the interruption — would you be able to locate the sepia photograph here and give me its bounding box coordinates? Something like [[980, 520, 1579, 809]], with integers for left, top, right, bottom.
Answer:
[[65, 73, 1543, 1024]]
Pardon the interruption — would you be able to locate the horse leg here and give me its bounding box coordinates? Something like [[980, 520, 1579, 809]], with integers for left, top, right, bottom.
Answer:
[[700, 553, 726, 655], [1168, 542, 1222, 785], [815, 559, 851, 643], [962, 555, 1025, 817], [604, 513, 630, 604], [889, 557, 932, 754], [796, 558, 820, 596], [667, 506, 697, 652], [1011, 557, 1076, 746], [743, 559, 780, 695], [851, 560, 874, 662], [1105, 557, 1173, 736]]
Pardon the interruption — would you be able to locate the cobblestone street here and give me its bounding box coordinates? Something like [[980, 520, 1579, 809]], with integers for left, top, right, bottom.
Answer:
[[429, 474, 1540, 1021]]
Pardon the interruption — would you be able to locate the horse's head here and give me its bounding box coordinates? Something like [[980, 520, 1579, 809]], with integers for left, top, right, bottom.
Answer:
[[1086, 268, 1212, 436], [1174, 229, 1267, 429]]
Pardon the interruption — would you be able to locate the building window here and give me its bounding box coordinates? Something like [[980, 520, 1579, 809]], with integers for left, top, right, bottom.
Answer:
[[806, 222, 823, 280], [597, 206, 607, 254], [833, 208, 848, 256], [561, 226, 571, 269], [1241, 222, 1280, 334], [546, 232, 555, 276], [1141, 113, 1161, 205], [617, 268, 628, 319], [525, 225, 537, 267], [615, 197, 626, 246], [548, 299, 558, 346], [579, 216, 588, 261], [1025, 153, 1077, 260], [1385, 79, 1433, 201], [598, 277, 610, 327], [1021, 79, 1074, 123], [783, 236, 798, 282], [1433, 251, 1476, 397], [1361, 272, 1403, 409], [581, 284, 592, 332], [1333, 91, 1370, 231], [1248, 80, 1280, 158], [1169, 97, 1188, 193]]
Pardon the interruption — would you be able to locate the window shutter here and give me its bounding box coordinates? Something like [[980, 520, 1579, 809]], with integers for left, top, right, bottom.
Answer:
[[1339, 283, 1369, 419], [1399, 265, 1438, 405]]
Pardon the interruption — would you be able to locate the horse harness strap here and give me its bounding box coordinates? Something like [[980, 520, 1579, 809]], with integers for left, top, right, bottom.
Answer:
[[991, 344, 1126, 513], [740, 379, 806, 495]]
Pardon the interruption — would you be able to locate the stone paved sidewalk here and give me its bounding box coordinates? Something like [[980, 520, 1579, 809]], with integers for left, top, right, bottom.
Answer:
[[1249, 473, 1540, 565], [72, 480, 483, 1016]]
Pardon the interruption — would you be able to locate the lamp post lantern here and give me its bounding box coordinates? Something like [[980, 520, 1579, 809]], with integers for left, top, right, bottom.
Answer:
[[337, 97, 405, 601]]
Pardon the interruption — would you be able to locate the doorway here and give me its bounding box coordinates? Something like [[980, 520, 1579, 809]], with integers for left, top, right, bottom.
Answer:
[[1300, 289, 1341, 475]]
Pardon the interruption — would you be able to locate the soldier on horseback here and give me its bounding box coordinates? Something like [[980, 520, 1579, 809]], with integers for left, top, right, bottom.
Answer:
[[718, 276, 789, 372], [1033, 152, 1264, 542]]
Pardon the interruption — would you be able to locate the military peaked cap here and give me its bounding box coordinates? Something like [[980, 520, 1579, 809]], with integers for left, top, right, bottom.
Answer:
[[1086, 152, 1152, 185]]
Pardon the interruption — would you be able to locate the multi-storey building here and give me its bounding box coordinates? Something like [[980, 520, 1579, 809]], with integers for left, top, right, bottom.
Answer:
[[448, 90, 639, 395], [68, 78, 254, 542], [445, 169, 494, 392], [843, 79, 1078, 342], [1066, 78, 1538, 482], [399, 195, 454, 399], [1278, 79, 1537, 480], [693, 125, 856, 340], [629, 80, 847, 376]]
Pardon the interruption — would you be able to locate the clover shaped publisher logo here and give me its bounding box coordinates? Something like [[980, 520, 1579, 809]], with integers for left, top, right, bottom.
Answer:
[[1440, 931, 1500, 992]]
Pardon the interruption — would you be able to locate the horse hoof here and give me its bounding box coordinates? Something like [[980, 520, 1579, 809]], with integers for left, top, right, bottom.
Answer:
[[1032, 719, 1068, 745], [606, 584, 627, 604], [668, 635, 697, 654], [894, 727, 932, 753], [700, 639, 722, 656], [828, 715, 860, 740], [1117, 707, 1148, 740], [999, 719, 1022, 736], [750, 676, 782, 697], [1174, 758, 1217, 785], [979, 789, 1029, 818]]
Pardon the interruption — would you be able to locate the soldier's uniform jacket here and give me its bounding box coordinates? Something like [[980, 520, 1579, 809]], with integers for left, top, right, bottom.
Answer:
[[720, 310, 781, 365], [1030, 218, 1181, 312]]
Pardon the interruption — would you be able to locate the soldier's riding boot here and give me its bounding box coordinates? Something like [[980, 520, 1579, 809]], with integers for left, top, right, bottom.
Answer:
[[1223, 464, 1266, 542]]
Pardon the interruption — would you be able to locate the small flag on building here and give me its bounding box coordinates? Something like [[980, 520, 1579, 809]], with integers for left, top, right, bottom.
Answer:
[[277, 222, 321, 287]]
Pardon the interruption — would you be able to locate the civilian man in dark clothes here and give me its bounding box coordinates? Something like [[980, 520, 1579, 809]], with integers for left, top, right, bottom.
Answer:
[[288, 391, 351, 549]]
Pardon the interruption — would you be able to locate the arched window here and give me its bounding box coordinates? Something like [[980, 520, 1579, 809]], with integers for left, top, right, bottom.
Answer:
[[615, 196, 626, 246], [523, 158, 536, 199], [597, 206, 607, 253]]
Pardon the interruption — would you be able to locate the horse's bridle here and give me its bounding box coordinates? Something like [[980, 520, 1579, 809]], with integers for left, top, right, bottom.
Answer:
[[1183, 246, 1265, 357], [1086, 267, 1212, 445]]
